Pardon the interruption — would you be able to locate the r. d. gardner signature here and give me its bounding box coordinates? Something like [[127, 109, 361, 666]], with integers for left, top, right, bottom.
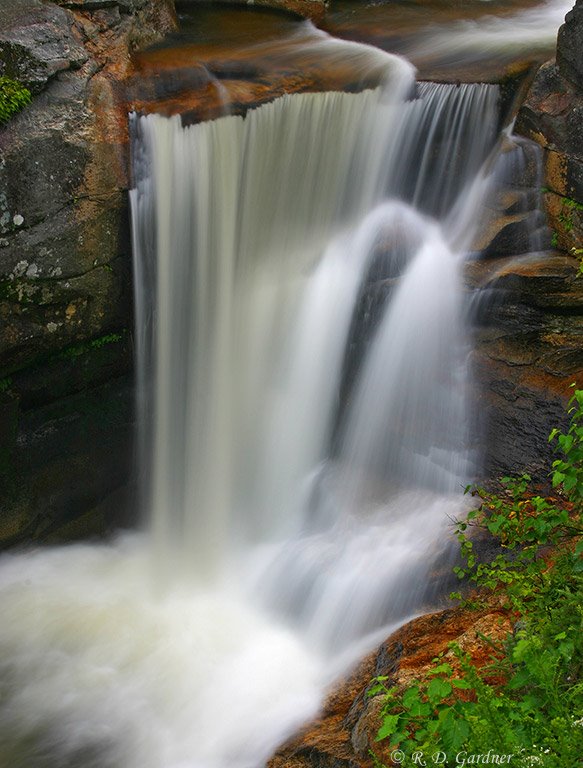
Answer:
[[390, 749, 515, 765]]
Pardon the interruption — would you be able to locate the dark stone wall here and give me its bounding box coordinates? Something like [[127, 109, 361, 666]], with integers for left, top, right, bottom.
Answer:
[[0, 0, 176, 547]]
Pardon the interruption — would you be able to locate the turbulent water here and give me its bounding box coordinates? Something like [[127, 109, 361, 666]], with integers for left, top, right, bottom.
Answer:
[[0, 3, 567, 767]]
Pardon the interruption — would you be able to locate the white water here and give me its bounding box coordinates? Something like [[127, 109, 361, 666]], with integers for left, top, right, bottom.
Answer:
[[0, 6, 566, 766], [409, 0, 573, 61]]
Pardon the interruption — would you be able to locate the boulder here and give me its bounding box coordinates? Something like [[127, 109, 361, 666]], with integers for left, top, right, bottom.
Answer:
[[0, 0, 87, 94]]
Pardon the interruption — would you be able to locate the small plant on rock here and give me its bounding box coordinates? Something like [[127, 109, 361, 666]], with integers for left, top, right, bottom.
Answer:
[[0, 77, 31, 124]]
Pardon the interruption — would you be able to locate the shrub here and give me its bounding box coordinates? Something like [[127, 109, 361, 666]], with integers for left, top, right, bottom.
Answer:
[[549, 385, 583, 510]]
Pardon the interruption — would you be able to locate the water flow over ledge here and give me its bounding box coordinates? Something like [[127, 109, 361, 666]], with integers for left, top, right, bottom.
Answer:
[[131, 77, 497, 573], [0, 29, 508, 768]]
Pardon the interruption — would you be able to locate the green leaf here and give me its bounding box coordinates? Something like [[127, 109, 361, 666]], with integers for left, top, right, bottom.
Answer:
[[402, 686, 421, 710], [375, 714, 401, 741], [428, 663, 453, 677], [427, 678, 452, 703], [408, 699, 432, 717], [436, 708, 470, 751]]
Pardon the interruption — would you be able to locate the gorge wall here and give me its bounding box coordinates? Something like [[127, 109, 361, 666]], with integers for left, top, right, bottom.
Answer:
[[474, 0, 583, 483], [0, 0, 176, 545], [0, 0, 582, 546]]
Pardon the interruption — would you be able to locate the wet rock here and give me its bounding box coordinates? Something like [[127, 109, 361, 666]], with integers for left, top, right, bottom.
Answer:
[[466, 253, 583, 482], [0, 375, 134, 550], [492, 14, 583, 468], [176, 0, 327, 23], [55, 0, 151, 12], [0, 391, 19, 478], [516, 2, 583, 255], [470, 134, 552, 257], [0, 0, 88, 93], [557, 0, 583, 89], [475, 210, 550, 258], [544, 149, 583, 202], [255, 0, 326, 21], [8, 330, 132, 411], [269, 603, 512, 768], [516, 62, 583, 162], [0, 85, 91, 233]]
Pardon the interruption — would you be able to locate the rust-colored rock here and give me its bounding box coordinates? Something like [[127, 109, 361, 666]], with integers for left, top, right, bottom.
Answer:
[[268, 603, 512, 768]]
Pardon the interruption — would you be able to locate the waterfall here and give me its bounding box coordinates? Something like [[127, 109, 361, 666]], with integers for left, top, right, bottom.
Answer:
[[0, 10, 542, 766], [130, 77, 497, 580]]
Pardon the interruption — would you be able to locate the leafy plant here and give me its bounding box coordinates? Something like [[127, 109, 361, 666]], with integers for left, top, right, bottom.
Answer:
[[570, 247, 583, 278], [549, 385, 583, 509], [371, 389, 583, 766], [0, 77, 31, 124]]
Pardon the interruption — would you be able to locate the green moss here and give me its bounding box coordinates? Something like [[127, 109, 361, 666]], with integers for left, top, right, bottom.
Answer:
[[57, 332, 126, 361], [558, 196, 583, 235], [564, 197, 583, 211], [0, 77, 31, 124]]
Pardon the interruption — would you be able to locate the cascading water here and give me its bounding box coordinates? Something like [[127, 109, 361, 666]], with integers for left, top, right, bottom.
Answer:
[[130, 71, 497, 565], [0, 4, 565, 767]]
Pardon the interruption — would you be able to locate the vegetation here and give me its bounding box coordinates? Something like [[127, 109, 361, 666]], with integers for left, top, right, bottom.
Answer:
[[57, 331, 125, 361], [557, 198, 583, 237], [571, 247, 583, 277], [0, 77, 31, 124], [371, 388, 583, 767]]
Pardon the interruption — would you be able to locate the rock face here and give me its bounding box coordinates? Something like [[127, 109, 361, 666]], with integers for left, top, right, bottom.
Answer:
[[557, 0, 583, 88], [0, 0, 176, 547], [0, 0, 176, 379], [0, 0, 88, 93], [268, 601, 512, 768], [468, 253, 583, 482], [516, 0, 583, 253]]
